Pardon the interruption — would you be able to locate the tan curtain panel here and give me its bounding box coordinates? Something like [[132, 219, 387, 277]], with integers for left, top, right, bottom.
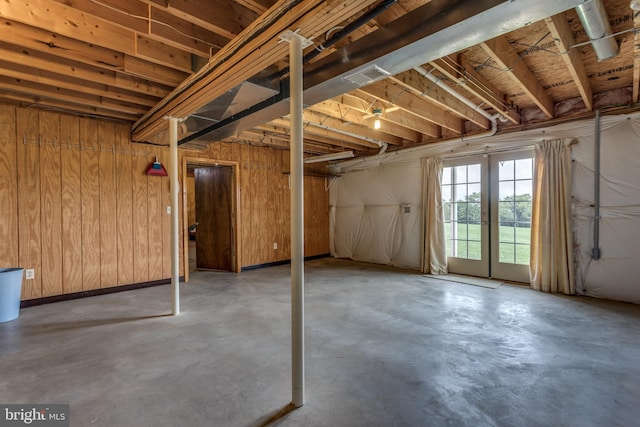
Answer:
[[530, 139, 575, 294], [421, 157, 447, 274]]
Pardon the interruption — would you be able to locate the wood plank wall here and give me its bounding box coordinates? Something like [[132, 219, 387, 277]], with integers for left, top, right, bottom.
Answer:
[[197, 141, 330, 267], [0, 105, 330, 301], [186, 174, 196, 227]]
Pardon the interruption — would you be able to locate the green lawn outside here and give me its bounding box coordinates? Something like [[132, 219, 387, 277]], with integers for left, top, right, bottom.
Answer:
[[445, 222, 530, 264]]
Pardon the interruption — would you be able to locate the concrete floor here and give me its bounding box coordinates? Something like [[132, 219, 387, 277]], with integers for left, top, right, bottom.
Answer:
[[2, 258, 640, 427]]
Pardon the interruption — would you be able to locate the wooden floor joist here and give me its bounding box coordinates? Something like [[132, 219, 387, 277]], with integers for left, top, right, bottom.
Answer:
[[131, 0, 380, 142], [481, 35, 555, 119]]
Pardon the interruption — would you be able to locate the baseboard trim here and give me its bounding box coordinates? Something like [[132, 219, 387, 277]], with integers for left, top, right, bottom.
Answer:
[[20, 277, 184, 308], [241, 253, 331, 272], [21, 253, 334, 306]]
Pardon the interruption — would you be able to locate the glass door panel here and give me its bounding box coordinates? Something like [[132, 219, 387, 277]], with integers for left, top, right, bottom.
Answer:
[[490, 151, 534, 282], [442, 157, 488, 277]]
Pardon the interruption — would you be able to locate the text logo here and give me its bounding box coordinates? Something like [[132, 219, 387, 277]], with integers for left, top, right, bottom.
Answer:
[[0, 405, 69, 427]]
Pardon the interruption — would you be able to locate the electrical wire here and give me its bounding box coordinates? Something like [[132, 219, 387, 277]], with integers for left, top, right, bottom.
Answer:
[[570, 27, 637, 49], [437, 56, 517, 117]]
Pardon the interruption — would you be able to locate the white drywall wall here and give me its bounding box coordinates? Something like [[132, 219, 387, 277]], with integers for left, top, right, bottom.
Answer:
[[330, 112, 640, 304]]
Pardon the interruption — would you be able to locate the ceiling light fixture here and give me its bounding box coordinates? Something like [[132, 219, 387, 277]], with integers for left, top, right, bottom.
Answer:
[[575, 0, 619, 61], [631, 0, 640, 11], [303, 151, 355, 164], [372, 108, 383, 130]]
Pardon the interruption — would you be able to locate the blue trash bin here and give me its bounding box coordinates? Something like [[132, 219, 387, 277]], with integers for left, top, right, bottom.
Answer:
[[0, 268, 24, 323]]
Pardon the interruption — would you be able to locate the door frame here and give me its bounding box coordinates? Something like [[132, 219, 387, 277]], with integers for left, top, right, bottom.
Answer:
[[489, 150, 534, 283], [443, 149, 534, 283], [182, 156, 242, 280], [443, 156, 489, 277]]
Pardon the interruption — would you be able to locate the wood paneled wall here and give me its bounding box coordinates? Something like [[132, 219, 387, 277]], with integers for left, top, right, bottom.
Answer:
[[0, 105, 330, 301], [0, 105, 173, 300], [186, 175, 196, 227], [184, 141, 330, 267]]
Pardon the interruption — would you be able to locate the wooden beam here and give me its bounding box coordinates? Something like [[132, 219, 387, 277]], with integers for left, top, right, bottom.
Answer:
[[271, 118, 380, 149], [54, 0, 224, 57], [149, 7, 229, 53], [0, 91, 139, 121], [122, 56, 189, 87], [301, 110, 403, 146], [337, 93, 441, 137], [0, 42, 171, 98], [0, 0, 192, 71], [430, 55, 520, 124], [359, 81, 463, 133], [0, 76, 147, 115], [308, 99, 421, 143], [145, 0, 257, 40], [389, 69, 490, 129], [545, 13, 593, 111], [232, 0, 275, 15], [135, 35, 192, 72], [132, 0, 380, 141], [481, 35, 555, 118], [0, 60, 158, 107], [1, 18, 189, 86], [256, 123, 375, 152], [240, 129, 336, 154]]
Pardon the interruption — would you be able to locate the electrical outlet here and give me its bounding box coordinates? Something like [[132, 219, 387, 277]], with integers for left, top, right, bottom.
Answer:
[[273, 243, 278, 250], [25, 269, 35, 280], [166, 206, 171, 214]]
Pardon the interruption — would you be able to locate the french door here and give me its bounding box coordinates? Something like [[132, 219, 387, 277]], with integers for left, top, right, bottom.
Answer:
[[442, 151, 534, 282]]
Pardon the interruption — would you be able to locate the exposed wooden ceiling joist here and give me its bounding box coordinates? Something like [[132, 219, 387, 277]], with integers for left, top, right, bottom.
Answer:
[[308, 99, 421, 143], [429, 56, 520, 124], [359, 81, 463, 133], [1, 17, 190, 87], [140, 0, 257, 41], [337, 93, 441, 138], [0, 0, 193, 71], [52, 0, 226, 57], [0, 42, 171, 98], [301, 109, 403, 146], [255, 123, 379, 153], [271, 117, 381, 150], [389, 69, 491, 129], [545, 13, 593, 111], [0, 76, 147, 116], [132, 0, 380, 141], [1, 0, 638, 156], [0, 90, 140, 122], [0, 61, 158, 107], [481, 35, 555, 118]]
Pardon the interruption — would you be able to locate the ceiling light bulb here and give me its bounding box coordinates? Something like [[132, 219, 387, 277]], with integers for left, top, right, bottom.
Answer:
[[374, 118, 381, 129], [632, 0, 640, 10]]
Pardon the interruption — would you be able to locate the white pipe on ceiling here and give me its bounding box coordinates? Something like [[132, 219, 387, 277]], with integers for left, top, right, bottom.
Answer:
[[413, 65, 501, 123], [303, 150, 354, 163], [303, 120, 388, 154], [331, 114, 500, 173]]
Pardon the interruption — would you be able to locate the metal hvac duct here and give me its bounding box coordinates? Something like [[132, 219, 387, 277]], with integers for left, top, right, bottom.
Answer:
[[575, 0, 619, 61]]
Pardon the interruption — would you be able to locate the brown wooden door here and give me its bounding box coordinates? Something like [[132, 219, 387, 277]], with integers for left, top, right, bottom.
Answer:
[[194, 166, 234, 271]]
